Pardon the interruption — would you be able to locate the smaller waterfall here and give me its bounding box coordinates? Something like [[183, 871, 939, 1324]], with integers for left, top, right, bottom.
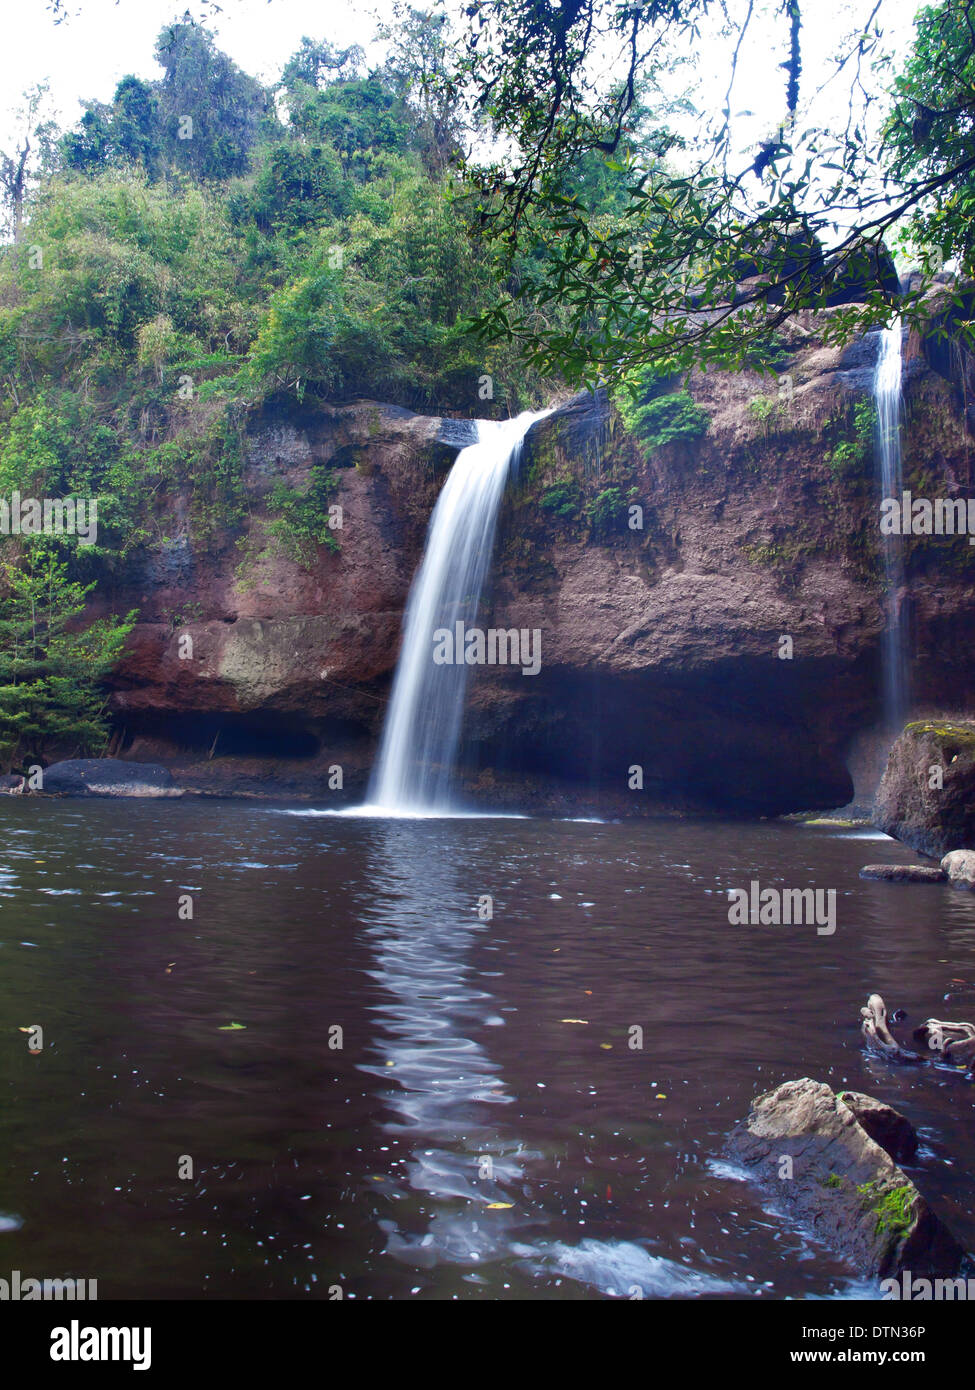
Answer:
[[369, 410, 549, 814], [873, 318, 909, 727]]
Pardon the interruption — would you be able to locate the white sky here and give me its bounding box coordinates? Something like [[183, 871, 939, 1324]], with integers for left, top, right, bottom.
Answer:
[[1, 0, 925, 183], [1, 0, 397, 142]]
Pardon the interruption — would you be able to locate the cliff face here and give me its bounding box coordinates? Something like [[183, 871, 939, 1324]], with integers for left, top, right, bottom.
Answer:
[[100, 304, 975, 813], [100, 401, 470, 789]]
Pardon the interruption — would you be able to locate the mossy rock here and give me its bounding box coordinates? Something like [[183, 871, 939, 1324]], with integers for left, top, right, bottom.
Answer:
[[729, 1078, 962, 1279], [857, 1181, 915, 1240], [876, 720, 975, 856]]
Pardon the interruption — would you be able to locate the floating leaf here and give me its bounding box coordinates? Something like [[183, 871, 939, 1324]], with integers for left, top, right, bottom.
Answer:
[[486, 1202, 514, 1210], [218, 1022, 246, 1031], [600, 1043, 613, 1050], [561, 1018, 588, 1024]]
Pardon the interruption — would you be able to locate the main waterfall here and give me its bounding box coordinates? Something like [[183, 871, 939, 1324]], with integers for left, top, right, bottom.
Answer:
[[873, 317, 909, 726], [368, 410, 549, 814]]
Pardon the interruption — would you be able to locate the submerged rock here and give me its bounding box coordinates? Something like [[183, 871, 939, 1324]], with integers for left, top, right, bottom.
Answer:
[[729, 1078, 963, 1279], [941, 850, 975, 890], [874, 721, 975, 857], [37, 759, 183, 798], [859, 863, 946, 882]]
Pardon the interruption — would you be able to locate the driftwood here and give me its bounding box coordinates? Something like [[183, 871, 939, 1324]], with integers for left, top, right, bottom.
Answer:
[[861, 992, 975, 1073], [913, 1018, 975, 1070], [860, 993, 921, 1063]]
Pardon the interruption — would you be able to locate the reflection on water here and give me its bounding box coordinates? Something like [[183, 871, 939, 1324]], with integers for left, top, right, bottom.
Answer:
[[356, 819, 746, 1294], [1, 800, 974, 1298], [360, 821, 527, 1260]]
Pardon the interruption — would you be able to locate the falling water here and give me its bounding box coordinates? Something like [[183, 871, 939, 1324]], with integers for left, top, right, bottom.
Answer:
[[873, 318, 909, 727], [369, 410, 549, 813]]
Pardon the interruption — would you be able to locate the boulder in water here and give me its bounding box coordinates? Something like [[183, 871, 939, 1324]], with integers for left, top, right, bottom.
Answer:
[[729, 1077, 963, 1278], [941, 850, 975, 890], [859, 863, 946, 883], [36, 759, 183, 798], [874, 721, 975, 857]]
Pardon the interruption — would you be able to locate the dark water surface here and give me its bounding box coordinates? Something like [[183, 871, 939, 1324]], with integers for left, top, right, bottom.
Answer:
[[2, 800, 974, 1300]]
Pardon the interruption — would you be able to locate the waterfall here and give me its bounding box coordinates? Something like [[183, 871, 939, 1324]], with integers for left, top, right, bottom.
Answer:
[[369, 410, 549, 814], [873, 318, 909, 728]]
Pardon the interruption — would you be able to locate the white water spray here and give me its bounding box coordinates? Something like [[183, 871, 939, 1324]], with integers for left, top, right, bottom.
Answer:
[[369, 411, 549, 813], [873, 318, 909, 726]]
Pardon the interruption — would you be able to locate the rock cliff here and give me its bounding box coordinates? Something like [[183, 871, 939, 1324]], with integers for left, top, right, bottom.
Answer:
[[98, 301, 975, 812]]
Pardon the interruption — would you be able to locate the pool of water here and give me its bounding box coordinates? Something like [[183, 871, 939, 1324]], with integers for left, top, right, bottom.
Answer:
[[1, 800, 974, 1299]]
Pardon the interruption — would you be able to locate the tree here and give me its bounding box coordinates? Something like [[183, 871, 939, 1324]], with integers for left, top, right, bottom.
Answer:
[[280, 38, 365, 92], [885, 1, 975, 277], [249, 141, 352, 234], [111, 76, 163, 178], [245, 247, 344, 396], [379, 6, 466, 173], [0, 84, 59, 239], [0, 549, 136, 771], [60, 102, 113, 174], [443, 0, 975, 381], [153, 21, 272, 180], [286, 74, 415, 177], [60, 25, 270, 184], [62, 77, 161, 179]]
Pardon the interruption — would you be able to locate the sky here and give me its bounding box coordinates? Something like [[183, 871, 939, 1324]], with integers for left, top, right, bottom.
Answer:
[[1, 0, 925, 182], [0, 0, 398, 142]]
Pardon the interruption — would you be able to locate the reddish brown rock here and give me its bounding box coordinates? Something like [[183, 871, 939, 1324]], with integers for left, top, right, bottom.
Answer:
[[90, 314, 975, 812], [874, 723, 975, 856]]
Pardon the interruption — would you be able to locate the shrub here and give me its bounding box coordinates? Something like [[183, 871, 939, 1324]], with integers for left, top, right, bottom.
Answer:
[[622, 390, 709, 452], [586, 485, 632, 535], [539, 479, 581, 519], [825, 399, 876, 479], [613, 363, 709, 453], [267, 462, 340, 564]]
